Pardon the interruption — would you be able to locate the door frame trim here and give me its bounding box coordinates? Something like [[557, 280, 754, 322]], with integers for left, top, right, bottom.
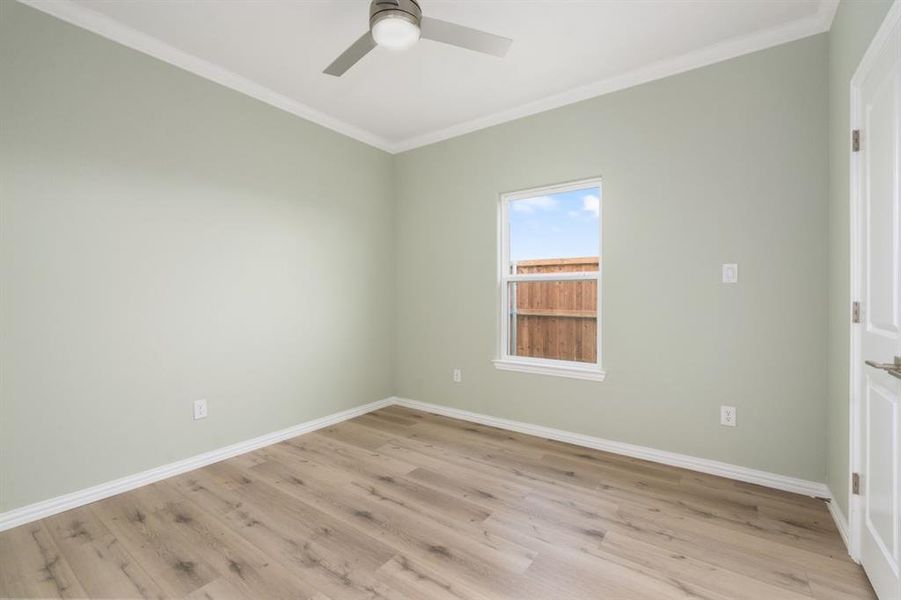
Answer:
[[848, 0, 901, 563]]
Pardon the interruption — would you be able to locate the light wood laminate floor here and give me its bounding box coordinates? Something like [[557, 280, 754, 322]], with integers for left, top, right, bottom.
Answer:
[[0, 406, 876, 599]]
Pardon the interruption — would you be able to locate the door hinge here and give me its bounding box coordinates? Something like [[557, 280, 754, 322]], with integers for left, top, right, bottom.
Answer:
[[852, 301, 861, 323], [852, 472, 860, 495], [852, 129, 860, 152]]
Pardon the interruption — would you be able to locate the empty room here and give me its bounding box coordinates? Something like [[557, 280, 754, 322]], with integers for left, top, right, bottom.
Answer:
[[1, 0, 899, 598]]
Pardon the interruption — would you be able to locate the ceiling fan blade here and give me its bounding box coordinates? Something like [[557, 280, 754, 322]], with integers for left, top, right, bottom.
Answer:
[[420, 17, 512, 57], [323, 31, 376, 76]]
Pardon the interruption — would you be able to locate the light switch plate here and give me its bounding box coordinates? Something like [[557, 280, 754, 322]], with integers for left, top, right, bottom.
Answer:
[[722, 263, 738, 283], [452, 368, 462, 383]]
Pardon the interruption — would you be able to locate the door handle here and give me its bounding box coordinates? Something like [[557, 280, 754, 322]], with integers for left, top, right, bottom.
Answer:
[[865, 356, 901, 380]]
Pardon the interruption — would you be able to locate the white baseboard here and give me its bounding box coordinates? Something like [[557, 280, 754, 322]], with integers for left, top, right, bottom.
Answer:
[[0, 394, 832, 533], [826, 490, 853, 558], [392, 397, 831, 499], [0, 397, 394, 533]]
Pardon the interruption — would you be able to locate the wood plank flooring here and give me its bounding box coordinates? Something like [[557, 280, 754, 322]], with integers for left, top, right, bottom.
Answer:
[[0, 406, 876, 599]]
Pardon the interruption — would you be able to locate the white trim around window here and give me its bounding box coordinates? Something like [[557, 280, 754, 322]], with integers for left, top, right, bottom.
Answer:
[[496, 177, 605, 381]]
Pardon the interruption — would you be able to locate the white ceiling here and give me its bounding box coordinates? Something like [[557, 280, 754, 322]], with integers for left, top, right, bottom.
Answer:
[[25, 0, 838, 153]]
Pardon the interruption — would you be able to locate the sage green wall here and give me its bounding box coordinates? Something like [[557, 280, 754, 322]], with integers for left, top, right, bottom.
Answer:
[[0, 2, 394, 512], [1, 0, 870, 514], [394, 35, 829, 482], [826, 0, 894, 517]]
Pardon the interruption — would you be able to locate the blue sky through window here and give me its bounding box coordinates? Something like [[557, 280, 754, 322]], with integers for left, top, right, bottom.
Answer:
[[509, 186, 600, 262]]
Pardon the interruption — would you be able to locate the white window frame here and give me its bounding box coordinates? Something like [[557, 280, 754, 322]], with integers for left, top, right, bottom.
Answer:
[[493, 177, 605, 382]]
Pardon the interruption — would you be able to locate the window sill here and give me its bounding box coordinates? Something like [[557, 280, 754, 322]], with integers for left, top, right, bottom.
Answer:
[[492, 359, 606, 382]]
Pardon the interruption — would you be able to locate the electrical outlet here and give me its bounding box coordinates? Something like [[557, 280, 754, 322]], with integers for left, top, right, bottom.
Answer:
[[452, 368, 462, 383], [193, 399, 208, 420], [720, 405, 736, 427]]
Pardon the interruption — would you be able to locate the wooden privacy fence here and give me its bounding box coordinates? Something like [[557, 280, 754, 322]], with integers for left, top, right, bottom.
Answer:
[[512, 257, 599, 363]]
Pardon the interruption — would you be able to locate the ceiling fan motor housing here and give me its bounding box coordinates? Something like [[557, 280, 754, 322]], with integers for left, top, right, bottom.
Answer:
[[369, 0, 422, 30], [323, 0, 509, 76]]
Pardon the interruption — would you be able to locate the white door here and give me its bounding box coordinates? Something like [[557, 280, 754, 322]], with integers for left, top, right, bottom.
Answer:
[[854, 6, 901, 599]]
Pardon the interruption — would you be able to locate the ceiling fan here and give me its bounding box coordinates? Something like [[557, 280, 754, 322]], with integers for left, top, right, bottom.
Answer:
[[323, 0, 512, 77]]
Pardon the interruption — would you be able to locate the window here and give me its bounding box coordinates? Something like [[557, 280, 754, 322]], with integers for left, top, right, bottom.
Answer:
[[495, 178, 604, 381]]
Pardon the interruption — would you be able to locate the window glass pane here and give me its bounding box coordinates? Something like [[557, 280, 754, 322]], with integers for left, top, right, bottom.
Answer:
[[509, 186, 599, 264], [507, 278, 597, 363]]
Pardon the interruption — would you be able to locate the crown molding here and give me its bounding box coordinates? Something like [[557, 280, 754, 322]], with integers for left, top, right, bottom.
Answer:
[[19, 0, 837, 155], [18, 0, 397, 153], [392, 1, 839, 152], [818, 0, 841, 31]]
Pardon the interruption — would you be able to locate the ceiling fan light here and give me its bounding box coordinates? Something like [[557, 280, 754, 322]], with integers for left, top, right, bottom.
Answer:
[[371, 14, 420, 50]]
